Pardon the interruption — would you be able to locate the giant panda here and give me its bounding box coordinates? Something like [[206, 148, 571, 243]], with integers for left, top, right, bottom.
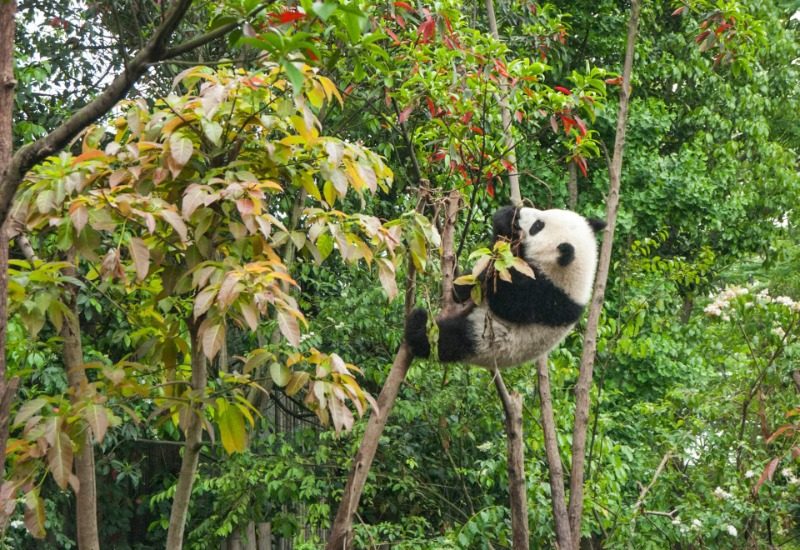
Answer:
[[404, 205, 606, 368]]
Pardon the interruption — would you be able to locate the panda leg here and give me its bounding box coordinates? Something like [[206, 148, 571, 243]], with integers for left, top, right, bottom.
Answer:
[[404, 308, 431, 358], [437, 313, 475, 363]]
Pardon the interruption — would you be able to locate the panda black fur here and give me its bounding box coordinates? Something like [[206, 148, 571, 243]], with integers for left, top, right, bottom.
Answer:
[[405, 205, 606, 368]]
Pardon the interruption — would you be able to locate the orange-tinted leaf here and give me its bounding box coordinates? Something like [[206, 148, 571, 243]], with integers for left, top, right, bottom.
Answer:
[[169, 133, 194, 167], [278, 310, 301, 347], [201, 321, 225, 360], [84, 403, 110, 443], [129, 237, 150, 281], [754, 457, 781, 495], [47, 430, 73, 491], [160, 209, 188, 241], [24, 489, 46, 539]]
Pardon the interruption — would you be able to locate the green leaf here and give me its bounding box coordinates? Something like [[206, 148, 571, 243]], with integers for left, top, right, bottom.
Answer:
[[282, 60, 305, 96], [269, 362, 291, 387], [312, 1, 337, 21]]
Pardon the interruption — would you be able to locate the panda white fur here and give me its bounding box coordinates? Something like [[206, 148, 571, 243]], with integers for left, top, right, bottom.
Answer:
[[405, 205, 605, 368]]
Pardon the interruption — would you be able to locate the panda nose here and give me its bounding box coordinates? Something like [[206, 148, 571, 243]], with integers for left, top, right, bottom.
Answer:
[[557, 243, 575, 266]]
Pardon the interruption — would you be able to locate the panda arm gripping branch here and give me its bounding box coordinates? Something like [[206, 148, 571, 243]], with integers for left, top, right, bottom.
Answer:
[[404, 205, 605, 369]]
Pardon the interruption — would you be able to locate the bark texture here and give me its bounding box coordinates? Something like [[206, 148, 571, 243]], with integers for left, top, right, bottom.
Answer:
[[567, 3, 641, 547], [536, 356, 572, 548], [62, 253, 99, 550], [165, 319, 208, 550], [0, 0, 18, 480], [493, 370, 530, 550]]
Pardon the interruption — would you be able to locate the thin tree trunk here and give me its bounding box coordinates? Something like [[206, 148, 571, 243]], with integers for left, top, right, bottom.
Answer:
[[0, 0, 19, 482], [536, 357, 572, 548], [493, 370, 529, 550], [326, 193, 432, 549], [325, 344, 414, 549], [165, 318, 208, 550], [484, 0, 521, 205], [567, 2, 641, 547], [61, 251, 100, 550], [567, 162, 578, 210]]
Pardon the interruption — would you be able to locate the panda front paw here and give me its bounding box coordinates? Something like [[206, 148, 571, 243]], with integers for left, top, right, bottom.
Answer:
[[404, 308, 430, 358]]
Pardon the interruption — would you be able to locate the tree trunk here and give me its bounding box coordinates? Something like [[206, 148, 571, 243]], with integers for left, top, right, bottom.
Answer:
[[567, 2, 641, 547], [325, 344, 414, 549], [257, 523, 272, 550], [0, 0, 19, 482], [536, 357, 572, 548], [165, 318, 208, 550], [62, 251, 100, 550], [493, 370, 529, 550]]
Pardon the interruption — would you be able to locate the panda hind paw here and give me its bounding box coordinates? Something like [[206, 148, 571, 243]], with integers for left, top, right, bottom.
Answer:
[[404, 308, 430, 358]]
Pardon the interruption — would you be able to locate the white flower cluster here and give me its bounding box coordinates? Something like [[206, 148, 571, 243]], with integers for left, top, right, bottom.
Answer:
[[704, 286, 749, 319], [705, 285, 800, 320], [772, 327, 786, 338], [782, 467, 800, 485], [713, 486, 733, 500], [726, 525, 738, 537]]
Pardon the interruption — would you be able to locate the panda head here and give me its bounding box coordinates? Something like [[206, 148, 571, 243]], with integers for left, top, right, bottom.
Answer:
[[493, 206, 606, 305]]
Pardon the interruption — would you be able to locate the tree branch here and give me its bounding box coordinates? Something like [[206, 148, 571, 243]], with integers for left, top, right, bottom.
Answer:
[[536, 356, 572, 548], [493, 368, 530, 550], [567, 2, 641, 547], [0, 0, 196, 227]]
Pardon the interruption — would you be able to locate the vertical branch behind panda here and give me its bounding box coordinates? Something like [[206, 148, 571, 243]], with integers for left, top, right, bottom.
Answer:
[[567, 2, 642, 548]]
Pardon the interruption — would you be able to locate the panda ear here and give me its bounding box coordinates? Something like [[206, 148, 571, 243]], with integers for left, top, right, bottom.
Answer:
[[492, 206, 520, 240], [587, 218, 607, 234]]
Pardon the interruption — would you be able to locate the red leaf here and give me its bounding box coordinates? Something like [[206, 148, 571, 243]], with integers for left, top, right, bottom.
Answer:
[[671, 6, 687, 16], [276, 10, 305, 24], [394, 13, 406, 29], [431, 150, 446, 161], [426, 97, 436, 117], [470, 125, 484, 135], [461, 111, 474, 124], [561, 114, 576, 134], [554, 86, 572, 95], [418, 17, 436, 43], [493, 58, 510, 78], [305, 48, 319, 62], [386, 27, 401, 44], [575, 156, 588, 177], [398, 104, 414, 124], [754, 457, 781, 495], [695, 30, 711, 44], [501, 159, 515, 173], [515, 110, 524, 123], [394, 1, 414, 11], [605, 76, 623, 85], [574, 115, 587, 136], [487, 180, 495, 198]]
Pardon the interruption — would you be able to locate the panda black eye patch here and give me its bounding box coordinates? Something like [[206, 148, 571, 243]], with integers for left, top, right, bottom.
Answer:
[[529, 219, 545, 236]]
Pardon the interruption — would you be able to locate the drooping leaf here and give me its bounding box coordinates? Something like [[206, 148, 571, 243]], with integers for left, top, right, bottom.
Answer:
[[277, 310, 301, 347], [128, 237, 150, 281]]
